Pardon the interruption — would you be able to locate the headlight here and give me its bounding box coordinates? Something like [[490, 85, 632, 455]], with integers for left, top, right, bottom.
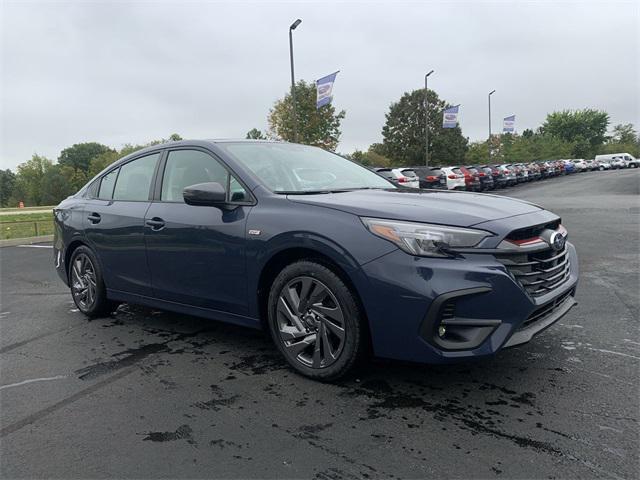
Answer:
[[361, 217, 492, 257]]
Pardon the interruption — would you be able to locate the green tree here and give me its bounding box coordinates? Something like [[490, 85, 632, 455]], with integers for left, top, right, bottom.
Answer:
[[87, 150, 120, 178], [347, 148, 392, 167], [610, 123, 637, 144], [11, 154, 53, 206], [41, 164, 75, 205], [58, 142, 113, 172], [379, 89, 468, 166], [268, 80, 346, 150], [541, 109, 609, 157], [0, 169, 16, 207], [246, 128, 266, 140]]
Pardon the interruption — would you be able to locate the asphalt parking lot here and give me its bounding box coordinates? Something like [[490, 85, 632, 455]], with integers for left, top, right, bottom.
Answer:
[[1, 169, 638, 479]]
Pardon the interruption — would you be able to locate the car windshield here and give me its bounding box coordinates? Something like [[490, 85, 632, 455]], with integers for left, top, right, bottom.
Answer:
[[220, 142, 395, 193]]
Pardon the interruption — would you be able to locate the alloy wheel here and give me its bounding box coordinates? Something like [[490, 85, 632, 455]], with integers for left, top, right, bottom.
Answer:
[[275, 276, 346, 369], [71, 253, 97, 311]]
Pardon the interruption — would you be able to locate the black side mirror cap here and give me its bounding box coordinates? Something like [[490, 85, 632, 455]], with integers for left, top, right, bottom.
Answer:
[[183, 182, 227, 207]]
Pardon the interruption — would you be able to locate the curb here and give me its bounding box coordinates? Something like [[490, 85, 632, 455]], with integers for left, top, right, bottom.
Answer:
[[0, 235, 54, 247]]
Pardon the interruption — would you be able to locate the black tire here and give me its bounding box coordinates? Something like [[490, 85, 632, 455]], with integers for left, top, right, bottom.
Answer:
[[267, 260, 365, 381], [69, 245, 116, 317]]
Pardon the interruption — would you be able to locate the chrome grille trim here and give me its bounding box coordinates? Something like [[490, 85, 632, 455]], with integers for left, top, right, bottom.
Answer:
[[496, 244, 571, 297]]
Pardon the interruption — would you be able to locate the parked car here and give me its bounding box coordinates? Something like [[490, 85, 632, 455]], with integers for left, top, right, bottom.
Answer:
[[480, 165, 507, 189], [610, 157, 627, 169], [410, 166, 448, 189], [466, 166, 494, 190], [596, 153, 637, 168], [455, 166, 482, 191], [563, 160, 576, 174], [440, 166, 467, 190], [53, 140, 579, 380], [496, 164, 517, 186], [573, 159, 588, 172], [373, 168, 419, 188]]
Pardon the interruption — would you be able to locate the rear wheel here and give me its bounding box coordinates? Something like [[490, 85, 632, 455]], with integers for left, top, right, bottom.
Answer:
[[267, 260, 364, 381], [69, 246, 115, 317]]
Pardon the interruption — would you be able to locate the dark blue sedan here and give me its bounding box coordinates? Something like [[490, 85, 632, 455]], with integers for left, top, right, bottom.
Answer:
[[53, 140, 578, 380]]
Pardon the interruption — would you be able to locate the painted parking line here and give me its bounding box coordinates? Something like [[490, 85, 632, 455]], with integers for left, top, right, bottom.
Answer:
[[17, 245, 53, 249]]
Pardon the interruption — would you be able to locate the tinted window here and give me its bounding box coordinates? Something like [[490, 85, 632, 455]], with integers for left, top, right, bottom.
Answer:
[[98, 168, 118, 200], [161, 149, 248, 203], [113, 153, 159, 201]]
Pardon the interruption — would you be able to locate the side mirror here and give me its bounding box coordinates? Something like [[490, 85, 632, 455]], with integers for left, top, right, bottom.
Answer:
[[183, 182, 227, 207]]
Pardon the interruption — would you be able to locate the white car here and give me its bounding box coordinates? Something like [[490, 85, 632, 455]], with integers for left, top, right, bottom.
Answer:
[[440, 166, 466, 190], [610, 156, 627, 169], [374, 167, 420, 188], [573, 159, 588, 171]]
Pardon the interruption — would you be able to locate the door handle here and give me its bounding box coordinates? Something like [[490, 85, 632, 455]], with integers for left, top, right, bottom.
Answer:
[[87, 213, 101, 224], [145, 217, 165, 231]]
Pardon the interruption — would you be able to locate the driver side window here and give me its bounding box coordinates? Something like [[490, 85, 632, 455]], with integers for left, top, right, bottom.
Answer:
[[161, 149, 248, 203]]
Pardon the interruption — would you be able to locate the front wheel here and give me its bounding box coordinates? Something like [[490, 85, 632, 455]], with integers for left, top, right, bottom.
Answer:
[[69, 246, 115, 317], [267, 261, 365, 381]]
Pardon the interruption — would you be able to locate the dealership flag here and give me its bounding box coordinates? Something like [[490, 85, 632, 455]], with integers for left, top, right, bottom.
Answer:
[[503, 115, 516, 133], [442, 105, 459, 128], [316, 71, 339, 109]]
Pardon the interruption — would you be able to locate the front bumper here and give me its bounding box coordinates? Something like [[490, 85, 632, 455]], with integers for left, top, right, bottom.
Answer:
[[358, 242, 579, 364]]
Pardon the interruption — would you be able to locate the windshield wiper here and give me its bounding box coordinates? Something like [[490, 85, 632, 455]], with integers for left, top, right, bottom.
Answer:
[[276, 189, 353, 195]]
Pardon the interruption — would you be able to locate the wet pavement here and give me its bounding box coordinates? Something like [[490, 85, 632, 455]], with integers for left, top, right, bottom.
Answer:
[[1, 168, 638, 479]]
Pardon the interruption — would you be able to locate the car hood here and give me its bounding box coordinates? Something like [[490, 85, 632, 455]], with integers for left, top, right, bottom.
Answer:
[[287, 189, 542, 228]]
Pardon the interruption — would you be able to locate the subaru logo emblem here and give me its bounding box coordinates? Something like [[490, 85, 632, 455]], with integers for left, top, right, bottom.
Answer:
[[549, 231, 566, 251]]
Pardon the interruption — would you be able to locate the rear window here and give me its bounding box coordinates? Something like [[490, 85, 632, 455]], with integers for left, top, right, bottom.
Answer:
[[452, 168, 463, 175], [400, 169, 417, 177]]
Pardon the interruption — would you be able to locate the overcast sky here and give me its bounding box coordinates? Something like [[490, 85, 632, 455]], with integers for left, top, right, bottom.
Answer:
[[1, 0, 638, 170]]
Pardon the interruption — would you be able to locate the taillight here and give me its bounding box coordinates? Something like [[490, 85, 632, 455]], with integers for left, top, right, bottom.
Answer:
[[447, 174, 456, 179], [397, 176, 408, 183], [426, 175, 439, 181], [478, 172, 485, 177]]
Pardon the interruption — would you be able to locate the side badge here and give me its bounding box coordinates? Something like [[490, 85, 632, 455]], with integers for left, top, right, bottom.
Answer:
[[248, 229, 262, 236]]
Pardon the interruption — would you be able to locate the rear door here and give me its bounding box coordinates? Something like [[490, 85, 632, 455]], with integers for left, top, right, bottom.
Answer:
[[84, 152, 161, 296], [144, 148, 254, 316]]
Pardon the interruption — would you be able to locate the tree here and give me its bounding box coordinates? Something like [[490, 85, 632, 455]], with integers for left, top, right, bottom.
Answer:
[[346, 148, 392, 167], [610, 123, 637, 144], [268, 80, 346, 151], [541, 109, 609, 157], [246, 128, 266, 140], [58, 142, 113, 172], [0, 169, 16, 207], [11, 154, 53, 206], [379, 89, 468, 166]]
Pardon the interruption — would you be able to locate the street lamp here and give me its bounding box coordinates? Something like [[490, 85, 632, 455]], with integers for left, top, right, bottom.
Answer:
[[488, 89, 496, 161], [424, 70, 434, 167], [289, 19, 302, 143]]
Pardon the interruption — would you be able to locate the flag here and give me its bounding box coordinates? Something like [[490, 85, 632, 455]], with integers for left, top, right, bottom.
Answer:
[[316, 71, 339, 109], [503, 115, 516, 133], [442, 105, 459, 128]]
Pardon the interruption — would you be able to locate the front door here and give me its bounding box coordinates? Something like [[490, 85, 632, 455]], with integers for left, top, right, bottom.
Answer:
[[144, 148, 253, 316], [84, 152, 160, 297]]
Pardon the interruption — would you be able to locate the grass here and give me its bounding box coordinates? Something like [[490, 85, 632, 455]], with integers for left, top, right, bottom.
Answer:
[[0, 211, 54, 240]]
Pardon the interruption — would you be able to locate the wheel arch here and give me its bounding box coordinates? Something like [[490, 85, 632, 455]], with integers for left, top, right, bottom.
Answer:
[[255, 246, 372, 352]]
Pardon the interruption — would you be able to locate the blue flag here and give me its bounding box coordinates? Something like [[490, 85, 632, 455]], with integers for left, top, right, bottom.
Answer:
[[316, 71, 339, 109], [442, 105, 459, 128], [503, 115, 516, 133]]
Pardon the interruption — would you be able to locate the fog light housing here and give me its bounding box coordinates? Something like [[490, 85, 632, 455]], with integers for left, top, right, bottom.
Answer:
[[438, 325, 447, 337]]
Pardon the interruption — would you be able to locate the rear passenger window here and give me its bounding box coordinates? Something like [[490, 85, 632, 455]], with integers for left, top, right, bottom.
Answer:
[[98, 169, 118, 200], [112, 153, 160, 201]]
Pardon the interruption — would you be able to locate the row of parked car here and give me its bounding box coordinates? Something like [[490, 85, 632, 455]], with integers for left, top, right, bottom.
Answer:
[[373, 153, 638, 191]]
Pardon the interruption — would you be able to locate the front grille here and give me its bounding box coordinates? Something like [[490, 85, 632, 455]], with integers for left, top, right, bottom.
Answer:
[[440, 301, 456, 321], [519, 289, 574, 330], [506, 219, 560, 242], [496, 244, 571, 297]]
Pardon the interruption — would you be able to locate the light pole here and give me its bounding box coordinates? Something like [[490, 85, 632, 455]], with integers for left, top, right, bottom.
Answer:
[[424, 70, 434, 167], [289, 19, 302, 143], [488, 89, 496, 161]]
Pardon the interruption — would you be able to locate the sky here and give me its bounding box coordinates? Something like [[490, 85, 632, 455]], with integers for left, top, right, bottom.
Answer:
[[1, 0, 638, 170]]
